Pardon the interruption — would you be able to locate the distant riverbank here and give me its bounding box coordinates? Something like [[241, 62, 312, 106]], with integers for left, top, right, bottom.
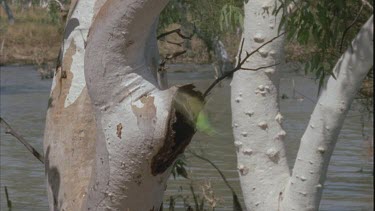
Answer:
[[0, 5, 242, 66], [0, 6, 62, 65]]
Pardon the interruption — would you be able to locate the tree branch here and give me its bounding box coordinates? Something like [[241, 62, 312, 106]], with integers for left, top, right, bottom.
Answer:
[[158, 50, 187, 72], [0, 117, 44, 164], [157, 27, 195, 72], [339, 4, 364, 53], [50, 0, 67, 11], [188, 150, 243, 211], [203, 32, 285, 98], [4, 186, 12, 209], [157, 28, 195, 40], [361, 0, 374, 11], [165, 40, 184, 46], [281, 15, 374, 210]]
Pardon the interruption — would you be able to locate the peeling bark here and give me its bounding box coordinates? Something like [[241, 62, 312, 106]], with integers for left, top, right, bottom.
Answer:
[[43, 1, 99, 210], [45, 0, 204, 210], [83, 0, 202, 210]]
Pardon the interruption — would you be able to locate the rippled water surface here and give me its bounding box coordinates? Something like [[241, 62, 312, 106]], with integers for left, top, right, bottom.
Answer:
[[0, 65, 373, 210]]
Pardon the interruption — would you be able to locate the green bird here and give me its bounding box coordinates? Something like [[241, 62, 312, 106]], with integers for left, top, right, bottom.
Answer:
[[173, 84, 216, 136]]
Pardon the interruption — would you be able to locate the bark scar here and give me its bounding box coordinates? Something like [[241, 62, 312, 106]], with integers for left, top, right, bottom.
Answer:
[[131, 95, 157, 137], [278, 191, 283, 211], [116, 123, 123, 139]]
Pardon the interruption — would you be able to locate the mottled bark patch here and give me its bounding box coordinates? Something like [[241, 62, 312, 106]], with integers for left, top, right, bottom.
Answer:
[[44, 40, 97, 210], [131, 95, 157, 136], [151, 85, 203, 176]]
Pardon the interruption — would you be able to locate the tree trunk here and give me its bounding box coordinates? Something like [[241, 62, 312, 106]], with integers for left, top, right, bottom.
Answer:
[[232, 0, 373, 209], [82, 0, 202, 210], [43, 0, 101, 210], [281, 15, 373, 211], [45, 0, 203, 210], [1, 0, 15, 24], [230, 1, 290, 210]]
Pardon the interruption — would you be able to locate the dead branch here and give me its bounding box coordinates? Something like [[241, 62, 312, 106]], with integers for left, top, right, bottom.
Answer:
[[202, 32, 285, 98], [189, 150, 236, 193], [157, 28, 195, 40], [165, 40, 185, 47], [0, 117, 44, 164], [361, 0, 374, 11], [340, 4, 364, 53], [4, 186, 12, 209], [188, 150, 243, 210], [158, 50, 187, 72]]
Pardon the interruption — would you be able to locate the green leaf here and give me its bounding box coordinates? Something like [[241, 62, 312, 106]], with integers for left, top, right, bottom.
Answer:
[[196, 111, 216, 136], [176, 165, 188, 179]]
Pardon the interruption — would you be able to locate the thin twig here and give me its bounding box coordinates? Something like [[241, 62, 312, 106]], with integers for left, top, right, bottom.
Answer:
[[157, 28, 195, 40], [4, 186, 12, 210], [188, 150, 236, 194], [0, 117, 44, 164], [159, 50, 187, 72], [51, 0, 67, 11], [339, 4, 364, 53], [361, 0, 374, 11], [164, 40, 184, 46], [203, 32, 285, 98], [190, 184, 200, 211]]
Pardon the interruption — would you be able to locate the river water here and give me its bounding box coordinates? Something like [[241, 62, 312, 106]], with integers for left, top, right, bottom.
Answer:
[[0, 65, 373, 211]]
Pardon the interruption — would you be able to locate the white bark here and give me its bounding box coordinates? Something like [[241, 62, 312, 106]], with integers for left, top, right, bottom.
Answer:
[[233, 1, 373, 209], [83, 0, 202, 210], [281, 16, 374, 211], [43, 0, 100, 210], [230, 1, 290, 210], [45, 0, 201, 210]]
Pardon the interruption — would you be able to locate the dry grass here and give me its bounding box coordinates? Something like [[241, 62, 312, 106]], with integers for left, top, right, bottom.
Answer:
[[0, 6, 62, 65], [0, 6, 336, 67], [0, 7, 240, 66]]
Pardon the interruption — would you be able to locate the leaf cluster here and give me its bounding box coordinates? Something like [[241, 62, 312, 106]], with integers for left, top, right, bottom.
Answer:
[[275, 0, 373, 92], [159, 0, 244, 53]]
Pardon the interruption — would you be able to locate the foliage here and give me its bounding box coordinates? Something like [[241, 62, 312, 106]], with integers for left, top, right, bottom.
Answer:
[[170, 151, 243, 211], [0, 5, 62, 64], [219, 4, 244, 32], [48, 1, 61, 24], [274, 0, 373, 93], [171, 157, 189, 179], [159, 0, 244, 55]]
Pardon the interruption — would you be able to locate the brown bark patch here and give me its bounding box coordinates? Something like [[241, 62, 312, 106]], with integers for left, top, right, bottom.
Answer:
[[116, 123, 123, 139], [131, 95, 157, 136], [44, 40, 97, 210]]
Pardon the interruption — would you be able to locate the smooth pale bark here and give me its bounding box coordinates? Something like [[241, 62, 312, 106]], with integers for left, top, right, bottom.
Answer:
[[233, 1, 373, 210], [281, 16, 374, 211], [83, 0, 202, 210], [43, 0, 101, 210], [230, 1, 290, 210]]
